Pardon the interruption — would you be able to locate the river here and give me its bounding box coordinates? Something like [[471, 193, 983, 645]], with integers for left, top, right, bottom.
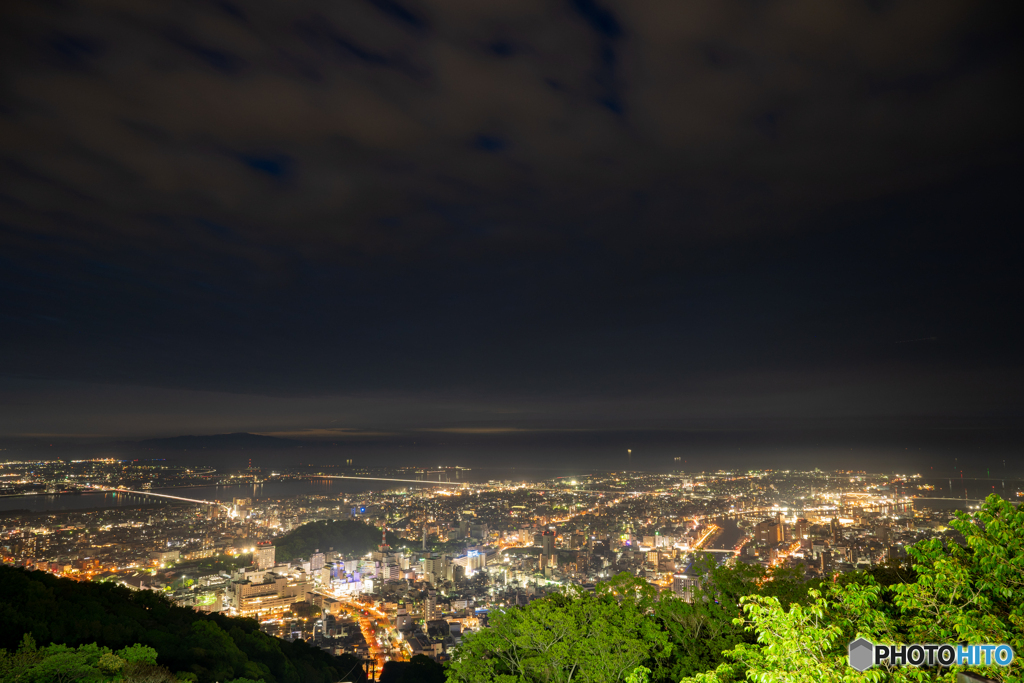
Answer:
[[0, 479, 374, 514]]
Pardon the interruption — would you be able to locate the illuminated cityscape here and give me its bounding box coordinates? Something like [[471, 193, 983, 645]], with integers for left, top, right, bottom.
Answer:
[[3, 458, 1013, 673]]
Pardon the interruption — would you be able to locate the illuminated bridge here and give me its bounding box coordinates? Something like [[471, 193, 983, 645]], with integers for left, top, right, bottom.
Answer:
[[311, 475, 470, 486], [85, 485, 234, 511]]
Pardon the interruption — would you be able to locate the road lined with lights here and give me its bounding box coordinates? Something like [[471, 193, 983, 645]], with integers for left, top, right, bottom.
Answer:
[[322, 593, 407, 678]]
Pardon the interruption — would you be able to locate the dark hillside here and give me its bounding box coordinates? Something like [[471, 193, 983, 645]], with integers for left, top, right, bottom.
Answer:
[[274, 520, 400, 561], [0, 566, 365, 683]]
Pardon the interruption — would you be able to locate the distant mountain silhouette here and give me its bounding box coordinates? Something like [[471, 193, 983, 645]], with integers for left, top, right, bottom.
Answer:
[[137, 432, 302, 450]]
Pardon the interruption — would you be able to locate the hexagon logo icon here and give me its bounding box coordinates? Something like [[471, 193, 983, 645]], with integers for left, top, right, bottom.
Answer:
[[848, 638, 874, 672]]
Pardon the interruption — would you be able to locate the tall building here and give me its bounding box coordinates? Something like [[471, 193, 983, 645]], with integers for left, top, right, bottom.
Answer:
[[254, 542, 276, 570], [820, 550, 834, 576], [776, 513, 788, 541], [754, 519, 783, 544], [422, 554, 443, 585], [831, 518, 842, 545], [310, 550, 325, 572], [672, 573, 703, 603], [646, 550, 660, 570], [540, 531, 556, 565], [424, 589, 437, 621]]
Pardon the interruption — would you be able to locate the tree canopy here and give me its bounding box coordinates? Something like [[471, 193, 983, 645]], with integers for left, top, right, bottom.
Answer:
[[273, 520, 398, 562], [447, 574, 671, 683], [0, 635, 179, 683]]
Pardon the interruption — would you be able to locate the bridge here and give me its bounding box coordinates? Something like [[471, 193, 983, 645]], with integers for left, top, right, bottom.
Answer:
[[311, 475, 469, 486], [85, 485, 234, 512], [911, 497, 987, 503]]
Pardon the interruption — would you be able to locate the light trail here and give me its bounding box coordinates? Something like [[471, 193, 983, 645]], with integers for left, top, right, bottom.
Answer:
[[691, 523, 720, 550]]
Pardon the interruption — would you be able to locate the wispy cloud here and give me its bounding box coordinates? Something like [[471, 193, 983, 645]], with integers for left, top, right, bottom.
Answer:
[[417, 427, 594, 434], [256, 428, 395, 439], [10, 433, 111, 439]]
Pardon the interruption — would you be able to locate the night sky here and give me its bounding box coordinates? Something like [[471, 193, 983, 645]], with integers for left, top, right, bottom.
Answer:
[[1, 0, 1022, 468]]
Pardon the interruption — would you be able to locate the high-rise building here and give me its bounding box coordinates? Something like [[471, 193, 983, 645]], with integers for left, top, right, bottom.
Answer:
[[422, 554, 443, 585], [424, 589, 437, 621], [311, 550, 325, 572], [820, 550, 834, 576], [254, 542, 276, 570], [755, 519, 783, 544], [831, 518, 842, 545], [540, 531, 556, 563], [776, 513, 788, 541], [672, 573, 703, 603]]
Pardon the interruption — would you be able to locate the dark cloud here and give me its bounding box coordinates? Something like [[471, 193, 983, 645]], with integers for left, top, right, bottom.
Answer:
[[0, 0, 1021, 439]]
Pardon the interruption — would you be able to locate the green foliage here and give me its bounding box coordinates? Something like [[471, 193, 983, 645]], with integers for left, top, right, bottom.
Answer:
[[652, 558, 818, 681], [0, 566, 365, 683], [894, 493, 1023, 681], [96, 653, 125, 675], [447, 574, 671, 683], [120, 660, 179, 683], [117, 645, 159, 666], [625, 666, 651, 683], [679, 583, 900, 683], [678, 495, 1023, 683], [0, 640, 174, 683], [273, 520, 396, 562]]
